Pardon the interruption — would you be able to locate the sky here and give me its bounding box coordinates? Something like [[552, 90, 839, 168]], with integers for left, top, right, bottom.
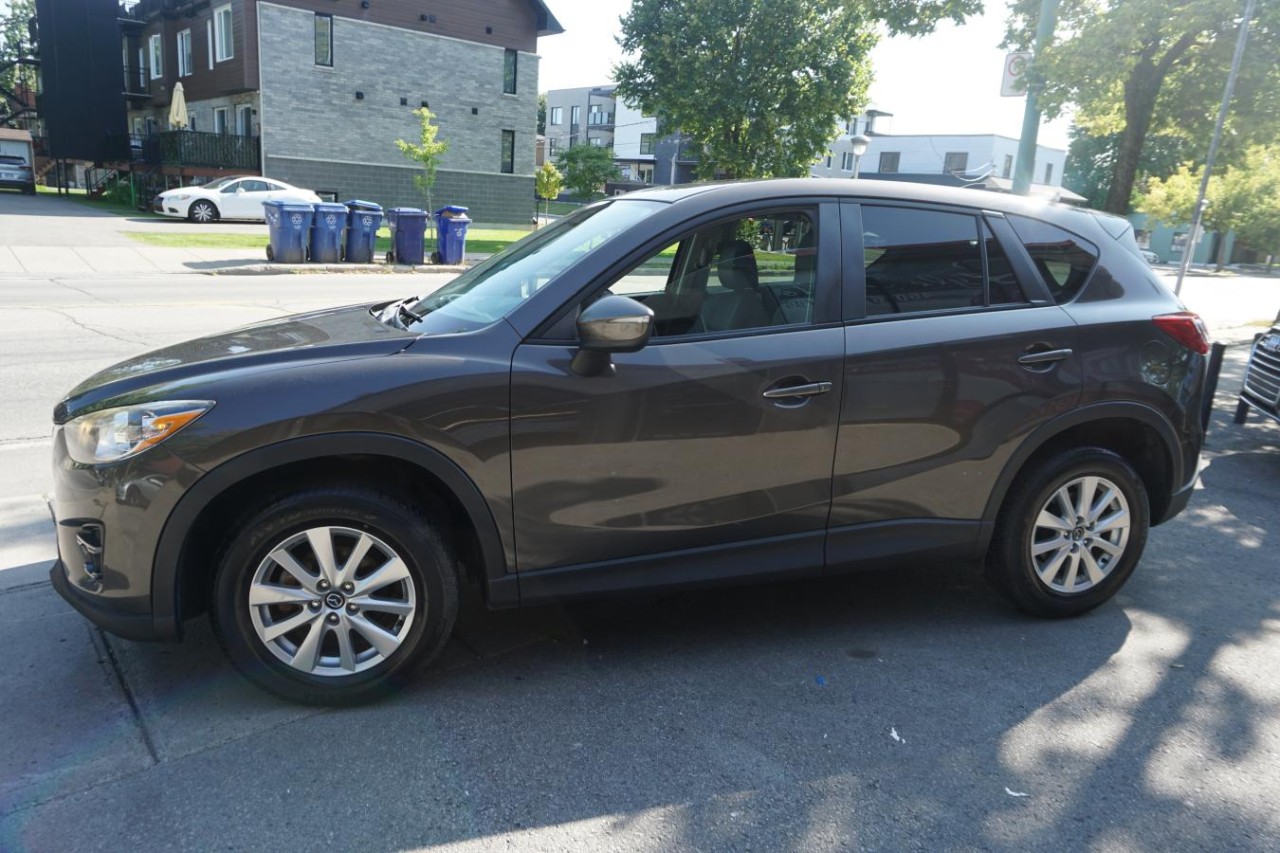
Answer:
[[538, 0, 1073, 150]]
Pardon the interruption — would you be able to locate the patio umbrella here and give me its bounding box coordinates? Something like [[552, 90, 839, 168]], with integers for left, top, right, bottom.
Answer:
[[169, 81, 189, 130]]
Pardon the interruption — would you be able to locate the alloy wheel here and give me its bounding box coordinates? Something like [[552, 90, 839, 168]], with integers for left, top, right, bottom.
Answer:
[[191, 202, 215, 223], [248, 526, 418, 676], [1029, 475, 1131, 595]]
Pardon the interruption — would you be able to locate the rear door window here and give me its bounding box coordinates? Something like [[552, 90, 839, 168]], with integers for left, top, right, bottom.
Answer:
[[1006, 214, 1099, 304], [861, 206, 984, 316]]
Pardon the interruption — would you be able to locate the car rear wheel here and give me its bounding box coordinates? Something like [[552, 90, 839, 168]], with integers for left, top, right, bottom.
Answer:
[[211, 487, 459, 705], [188, 200, 219, 223], [986, 447, 1149, 618]]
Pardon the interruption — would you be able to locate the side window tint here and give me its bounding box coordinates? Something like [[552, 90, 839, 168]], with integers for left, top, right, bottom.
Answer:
[[1006, 214, 1098, 304], [615, 211, 819, 338], [862, 206, 982, 316], [983, 220, 1026, 305]]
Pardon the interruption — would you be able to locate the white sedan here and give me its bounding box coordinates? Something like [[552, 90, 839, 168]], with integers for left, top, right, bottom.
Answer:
[[153, 176, 321, 223]]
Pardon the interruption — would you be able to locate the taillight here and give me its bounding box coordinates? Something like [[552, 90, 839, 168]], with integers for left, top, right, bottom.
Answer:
[[1153, 312, 1210, 354]]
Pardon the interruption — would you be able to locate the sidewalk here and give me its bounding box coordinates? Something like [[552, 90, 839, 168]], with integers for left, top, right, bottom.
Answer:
[[0, 245, 484, 276]]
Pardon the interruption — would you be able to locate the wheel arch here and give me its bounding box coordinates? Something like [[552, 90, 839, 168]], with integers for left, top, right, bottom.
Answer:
[[979, 402, 1182, 552], [152, 433, 510, 639]]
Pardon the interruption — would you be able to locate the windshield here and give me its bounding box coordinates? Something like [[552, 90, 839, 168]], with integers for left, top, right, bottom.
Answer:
[[199, 176, 239, 190], [402, 200, 665, 335]]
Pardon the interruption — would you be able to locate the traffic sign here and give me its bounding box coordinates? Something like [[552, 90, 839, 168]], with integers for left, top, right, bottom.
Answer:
[[1001, 52, 1033, 97]]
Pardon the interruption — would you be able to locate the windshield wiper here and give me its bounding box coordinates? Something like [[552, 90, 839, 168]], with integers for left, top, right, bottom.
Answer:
[[396, 298, 423, 327]]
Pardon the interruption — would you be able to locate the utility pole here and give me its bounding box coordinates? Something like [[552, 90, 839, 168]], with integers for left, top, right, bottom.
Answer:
[[1175, 0, 1256, 296], [1012, 0, 1061, 195]]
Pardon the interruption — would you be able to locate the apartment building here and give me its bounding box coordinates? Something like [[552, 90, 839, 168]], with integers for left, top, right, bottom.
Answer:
[[120, 0, 562, 222]]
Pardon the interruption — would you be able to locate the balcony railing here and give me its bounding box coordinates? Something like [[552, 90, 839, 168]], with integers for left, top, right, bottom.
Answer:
[[587, 111, 614, 127], [140, 130, 261, 170], [122, 66, 149, 98]]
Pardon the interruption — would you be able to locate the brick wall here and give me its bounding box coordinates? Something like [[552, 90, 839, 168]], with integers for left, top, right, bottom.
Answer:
[[258, 2, 538, 217], [264, 155, 536, 224]]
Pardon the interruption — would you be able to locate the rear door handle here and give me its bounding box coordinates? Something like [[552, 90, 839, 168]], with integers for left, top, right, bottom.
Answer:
[[762, 381, 833, 400], [1017, 348, 1073, 366]]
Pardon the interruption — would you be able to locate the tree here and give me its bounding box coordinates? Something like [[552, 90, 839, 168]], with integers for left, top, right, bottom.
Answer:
[[394, 107, 449, 226], [536, 93, 547, 137], [554, 145, 620, 200], [615, 0, 978, 181], [1063, 126, 1191, 210], [1005, 0, 1280, 214], [534, 161, 563, 225], [1136, 144, 1280, 268], [0, 0, 37, 114]]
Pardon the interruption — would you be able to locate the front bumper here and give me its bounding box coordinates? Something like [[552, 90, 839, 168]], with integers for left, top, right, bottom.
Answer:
[[48, 426, 200, 642]]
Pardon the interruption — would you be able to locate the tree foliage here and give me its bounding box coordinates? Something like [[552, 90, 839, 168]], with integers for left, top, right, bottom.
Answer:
[[1137, 144, 1280, 266], [1063, 126, 1192, 210], [554, 145, 620, 200], [1005, 0, 1280, 214], [536, 93, 547, 137], [534, 160, 563, 223], [615, 0, 978, 180], [394, 107, 449, 216], [0, 0, 37, 106]]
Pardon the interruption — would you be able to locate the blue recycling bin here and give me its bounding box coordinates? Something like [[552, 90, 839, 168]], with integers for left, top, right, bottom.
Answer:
[[433, 206, 471, 265], [309, 202, 349, 263], [342, 199, 383, 264], [263, 201, 315, 263], [385, 207, 428, 265]]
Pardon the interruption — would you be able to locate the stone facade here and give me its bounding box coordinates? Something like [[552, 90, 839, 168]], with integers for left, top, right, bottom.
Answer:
[[257, 2, 538, 221], [264, 156, 535, 224]]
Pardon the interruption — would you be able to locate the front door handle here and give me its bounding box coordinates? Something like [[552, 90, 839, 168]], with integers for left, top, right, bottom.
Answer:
[[1017, 348, 1073, 366], [762, 381, 833, 400]]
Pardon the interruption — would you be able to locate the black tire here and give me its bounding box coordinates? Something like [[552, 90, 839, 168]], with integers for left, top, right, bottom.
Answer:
[[266, 244, 275, 262], [211, 487, 459, 705], [188, 200, 219, 223], [986, 447, 1149, 618]]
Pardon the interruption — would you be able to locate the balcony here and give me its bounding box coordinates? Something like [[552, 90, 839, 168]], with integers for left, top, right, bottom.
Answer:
[[587, 111, 614, 128], [122, 66, 150, 101], [139, 131, 261, 171]]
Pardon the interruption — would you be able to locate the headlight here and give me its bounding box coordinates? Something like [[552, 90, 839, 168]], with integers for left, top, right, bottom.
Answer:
[[64, 401, 213, 464], [174, 194, 191, 201]]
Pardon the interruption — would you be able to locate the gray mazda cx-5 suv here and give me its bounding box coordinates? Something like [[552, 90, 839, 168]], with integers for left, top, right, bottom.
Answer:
[[50, 180, 1209, 704]]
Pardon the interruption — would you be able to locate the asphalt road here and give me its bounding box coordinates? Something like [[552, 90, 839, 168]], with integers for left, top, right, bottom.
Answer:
[[1, 262, 1279, 850]]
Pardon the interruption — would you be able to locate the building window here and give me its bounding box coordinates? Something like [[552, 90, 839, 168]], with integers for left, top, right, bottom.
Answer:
[[570, 105, 580, 126], [148, 34, 163, 79], [943, 152, 968, 173], [549, 106, 562, 125], [503, 49, 517, 95], [1044, 162, 1054, 184], [137, 47, 146, 88], [236, 104, 253, 136], [1002, 154, 1013, 178], [548, 137, 559, 157], [639, 133, 654, 155], [214, 107, 230, 135], [588, 137, 603, 147], [637, 165, 653, 184], [841, 152, 854, 171], [314, 14, 333, 66], [177, 29, 192, 77], [214, 5, 233, 62], [825, 154, 832, 168], [206, 21, 214, 70], [501, 130, 515, 173], [878, 152, 900, 173]]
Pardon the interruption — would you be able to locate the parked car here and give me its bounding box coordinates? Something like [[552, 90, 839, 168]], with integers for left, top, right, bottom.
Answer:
[[0, 154, 36, 195], [1236, 310, 1280, 425], [1141, 249, 1160, 265], [152, 176, 321, 223], [50, 179, 1209, 704]]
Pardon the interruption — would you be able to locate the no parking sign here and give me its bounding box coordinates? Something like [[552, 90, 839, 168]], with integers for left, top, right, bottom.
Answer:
[[1001, 52, 1032, 97]]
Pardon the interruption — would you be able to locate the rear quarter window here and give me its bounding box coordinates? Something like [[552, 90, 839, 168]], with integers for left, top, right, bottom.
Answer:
[[1007, 214, 1099, 304]]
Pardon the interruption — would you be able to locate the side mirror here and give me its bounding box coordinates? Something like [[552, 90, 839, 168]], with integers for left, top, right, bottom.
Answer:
[[235, 187, 245, 195], [572, 295, 653, 376]]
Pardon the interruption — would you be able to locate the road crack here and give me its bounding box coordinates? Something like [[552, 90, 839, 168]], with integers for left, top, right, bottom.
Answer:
[[37, 307, 148, 347]]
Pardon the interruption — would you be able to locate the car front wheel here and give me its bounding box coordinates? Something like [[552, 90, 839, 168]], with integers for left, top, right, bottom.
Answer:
[[987, 447, 1149, 618], [188, 200, 219, 223], [211, 487, 459, 705]]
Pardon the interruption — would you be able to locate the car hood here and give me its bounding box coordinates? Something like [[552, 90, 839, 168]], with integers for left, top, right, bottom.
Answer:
[[58, 302, 414, 421]]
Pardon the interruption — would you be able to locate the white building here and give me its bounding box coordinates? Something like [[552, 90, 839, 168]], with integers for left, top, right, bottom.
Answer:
[[811, 109, 1077, 202]]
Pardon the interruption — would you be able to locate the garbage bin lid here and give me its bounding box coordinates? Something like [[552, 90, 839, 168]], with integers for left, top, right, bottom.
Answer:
[[313, 201, 350, 211], [389, 207, 427, 215], [434, 205, 470, 216], [343, 199, 383, 211]]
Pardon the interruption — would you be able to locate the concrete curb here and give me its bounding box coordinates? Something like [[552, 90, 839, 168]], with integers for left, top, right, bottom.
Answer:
[[201, 262, 471, 276]]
